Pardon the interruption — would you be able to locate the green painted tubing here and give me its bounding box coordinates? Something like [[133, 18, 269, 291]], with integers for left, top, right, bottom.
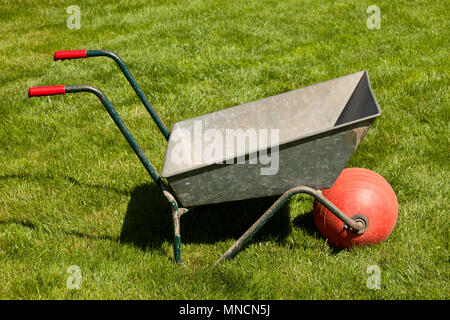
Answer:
[[174, 235, 183, 265], [216, 186, 364, 264], [30, 83, 184, 265], [65, 85, 162, 184], [171, 202, 184, 266], [56, 49, 170, 140], [86, 50, 170, 140]]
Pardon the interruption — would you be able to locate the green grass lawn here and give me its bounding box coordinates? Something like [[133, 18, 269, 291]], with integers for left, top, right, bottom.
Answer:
[[0, 0, 448, 299]]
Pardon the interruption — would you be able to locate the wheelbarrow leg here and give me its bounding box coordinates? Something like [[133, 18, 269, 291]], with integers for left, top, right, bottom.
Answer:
[[215, 186, 368, 264], [171, 206, 189, 266], [161, 182, 189, 266], [171, 206, 182, 265]]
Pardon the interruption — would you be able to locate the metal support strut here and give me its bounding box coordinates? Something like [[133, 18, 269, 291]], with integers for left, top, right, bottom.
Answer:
[[215, 186, 368, 264]]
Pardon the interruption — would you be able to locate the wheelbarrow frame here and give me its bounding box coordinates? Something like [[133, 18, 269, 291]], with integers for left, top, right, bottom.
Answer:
[[29, 50, 369, 265]]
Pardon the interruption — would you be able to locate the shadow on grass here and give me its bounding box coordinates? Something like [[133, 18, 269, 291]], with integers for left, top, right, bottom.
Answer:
[[119, 183, 292, 251], [292, 210, 344, 255], [0, 173, 304, 253], [0, 173, 130, 196], [0, 218, 37, 230]]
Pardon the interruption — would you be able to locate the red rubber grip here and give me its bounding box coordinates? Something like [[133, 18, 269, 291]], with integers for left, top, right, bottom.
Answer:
[[28, 85, 66, 97], [54, 50, 87, 60]]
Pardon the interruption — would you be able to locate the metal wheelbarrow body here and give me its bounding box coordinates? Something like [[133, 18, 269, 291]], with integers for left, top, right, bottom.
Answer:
[[29, 50, 380, 265], [162, 71, 380, 207]]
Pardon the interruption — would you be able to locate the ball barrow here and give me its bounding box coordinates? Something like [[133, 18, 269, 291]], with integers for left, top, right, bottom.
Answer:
[[28, 49, 395, 265]]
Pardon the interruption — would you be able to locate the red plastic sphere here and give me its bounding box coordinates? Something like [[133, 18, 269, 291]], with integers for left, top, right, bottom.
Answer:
[[313, 168, 398, 248]]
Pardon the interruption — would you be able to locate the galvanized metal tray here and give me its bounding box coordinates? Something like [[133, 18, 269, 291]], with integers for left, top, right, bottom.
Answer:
[[162, 71, 380, 207]]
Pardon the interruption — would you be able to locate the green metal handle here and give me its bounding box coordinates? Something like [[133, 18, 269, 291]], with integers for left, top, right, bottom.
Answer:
[[66, 85, 162, 184], [29, 84, 162, 185], [55, 49, 171, 140]]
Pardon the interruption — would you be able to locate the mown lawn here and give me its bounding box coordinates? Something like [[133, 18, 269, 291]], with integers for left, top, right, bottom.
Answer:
[[0, 0, 448, 299]]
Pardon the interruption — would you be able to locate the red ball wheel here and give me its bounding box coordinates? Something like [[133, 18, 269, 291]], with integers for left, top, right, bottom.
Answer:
[[313, 168, 398, 248]]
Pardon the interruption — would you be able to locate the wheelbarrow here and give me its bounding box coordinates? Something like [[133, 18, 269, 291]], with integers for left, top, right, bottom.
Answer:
[[28, 50, 395, 265]]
